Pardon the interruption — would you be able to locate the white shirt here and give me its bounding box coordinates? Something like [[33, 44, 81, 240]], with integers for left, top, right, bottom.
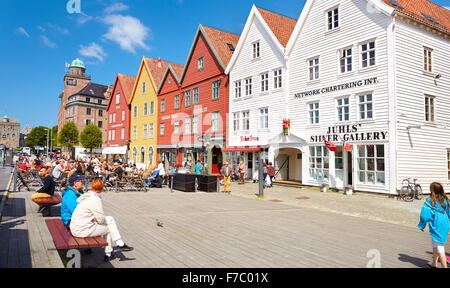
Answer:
[[157, 163, 166, 176]]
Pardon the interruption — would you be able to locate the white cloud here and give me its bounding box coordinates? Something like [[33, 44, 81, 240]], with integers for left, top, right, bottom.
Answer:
[[76, 13, 94, 25], [105, 2, 129, 14], [444, 6, 450, 10], [48, 24, 70, 35], [40, 35, 57, 48], [79, 43, 107, 62], [15, 27, 30, 38], [102, 14, 150, 53], [37, 26, 46, 32]]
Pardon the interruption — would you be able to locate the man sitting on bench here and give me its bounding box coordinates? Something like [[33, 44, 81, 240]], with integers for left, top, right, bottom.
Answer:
[[31, 167, 56, 213], [71, 179, 133, 262], [61, 174, 85, 229]]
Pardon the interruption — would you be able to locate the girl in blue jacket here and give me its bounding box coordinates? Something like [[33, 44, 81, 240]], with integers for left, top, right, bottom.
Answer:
[[418, 182, 450, 268]]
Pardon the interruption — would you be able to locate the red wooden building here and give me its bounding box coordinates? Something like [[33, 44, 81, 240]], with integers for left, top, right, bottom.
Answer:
[[104, 74, 136, 160], [157, 25, 239, 174]]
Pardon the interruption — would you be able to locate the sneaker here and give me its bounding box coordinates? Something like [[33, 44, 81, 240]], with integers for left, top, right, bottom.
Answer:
[[427, 264, 438, 268], [117, 244, 134, 252], [446, 256, 450, 264], [104, 253, 117, 262]]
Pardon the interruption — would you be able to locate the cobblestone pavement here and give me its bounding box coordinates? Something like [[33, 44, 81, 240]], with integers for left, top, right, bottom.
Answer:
[[224, 181, 425, 229]]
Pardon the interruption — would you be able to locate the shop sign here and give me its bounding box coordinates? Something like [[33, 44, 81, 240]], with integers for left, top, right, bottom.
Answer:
[[295, 77, 379, 99], [310, 124, 388, 143], [240, 136, 259, 142]]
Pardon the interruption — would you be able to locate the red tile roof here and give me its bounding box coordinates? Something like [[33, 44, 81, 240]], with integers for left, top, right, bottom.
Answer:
[[144, 57, 184, 87], [383, 0, 450, 34], [117, 74, 136, 104], [202, 26, 240, 67], [257, 7, 297, 47]]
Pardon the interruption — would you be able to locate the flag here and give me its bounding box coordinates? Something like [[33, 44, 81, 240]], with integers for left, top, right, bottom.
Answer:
[[65, 62, 70, 68], [339, 136, 352, 152], [323, 137, 337, 152]]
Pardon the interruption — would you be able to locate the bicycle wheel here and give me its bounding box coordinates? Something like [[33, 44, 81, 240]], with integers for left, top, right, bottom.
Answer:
[[416, 185, 424, 200], [399, 186, 414, 202]]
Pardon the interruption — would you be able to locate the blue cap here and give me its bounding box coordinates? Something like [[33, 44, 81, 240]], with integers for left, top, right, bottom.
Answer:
[[68, 174, 85, 184]]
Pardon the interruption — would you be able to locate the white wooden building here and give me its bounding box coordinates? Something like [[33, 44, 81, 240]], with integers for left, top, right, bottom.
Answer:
[[284, 0, 450, 194], [225, 5, 298, 180]]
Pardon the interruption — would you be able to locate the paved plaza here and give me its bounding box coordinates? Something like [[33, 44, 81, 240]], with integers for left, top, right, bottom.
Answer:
[[0, 169, 445, 268]]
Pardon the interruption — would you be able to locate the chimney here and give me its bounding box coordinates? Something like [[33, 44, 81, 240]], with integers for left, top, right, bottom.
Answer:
[[157, 57, 162, 68]]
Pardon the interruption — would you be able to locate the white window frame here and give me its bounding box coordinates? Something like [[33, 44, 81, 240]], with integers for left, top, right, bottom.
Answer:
[[121, 128, 125, 140], [308, 57, 320, 81], [174, 95, 180, 110], [357, 144, 385, 186], [160, 123, 165, 136], [122, 110, 126, 121], [212, 112, 220, 132], [242, 111, 250, 131], [245, 78, 253, 96], [198, 57, 204, 71], [113, 112, 116, 123], [261, 73, 269, 92], [424, 47, 433, 73], [184, 117, 191, 135], [149, 123, 154, 138], [212, 80, 220, 100], [193, 88, 199, 105], [326, 6, 339, 31], [235, 81, 242, 99], [360, 40, 376, 69], [336, 97, 350, 122], [133, 126, 137, 140], [142, 82, 146, 94], [133, 106, 138, 118], [185, 90, 191, 107], [150, 101, 154, 115], [425, 95, 435, 123], [143, 124, 148, 139], [252, 41, 260, 59], [233, 113, 240, 132], [309, 146, 330, 183], [309, 102, 320, 124], [259, 108, 269, 129], [358, 93, 374, 120], [274, 69, 282, 89], [116, 93, 120, 105], [144, 103, 148, 116], [339, 47, 353, 74], [192, 116, 199, 135], [174, 120, 179, 136], [160, 99, 166, 113]]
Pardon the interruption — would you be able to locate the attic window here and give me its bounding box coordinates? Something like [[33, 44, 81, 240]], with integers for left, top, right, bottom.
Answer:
[[168, 77, 172, 84], [227, 43, 235, 51], [390, 0, 403, 9], [421, 12, 439, 24]]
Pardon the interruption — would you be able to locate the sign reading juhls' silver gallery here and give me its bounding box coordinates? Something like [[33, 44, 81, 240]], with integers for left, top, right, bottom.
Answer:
[[310, 124, 388, 143], [294, 77, 379, 99]]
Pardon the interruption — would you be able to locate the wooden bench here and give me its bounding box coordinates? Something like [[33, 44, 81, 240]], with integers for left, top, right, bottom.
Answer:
[[33, 193, 62, 216], [45, 219, 108, 250]]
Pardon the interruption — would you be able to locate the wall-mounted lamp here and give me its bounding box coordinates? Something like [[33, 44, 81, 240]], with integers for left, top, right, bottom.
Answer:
[[435, 74, 442, 79], [406, 125, 422, 131]]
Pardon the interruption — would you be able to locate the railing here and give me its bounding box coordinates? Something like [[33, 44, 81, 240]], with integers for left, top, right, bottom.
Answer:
[[274, 158, 289, 179]]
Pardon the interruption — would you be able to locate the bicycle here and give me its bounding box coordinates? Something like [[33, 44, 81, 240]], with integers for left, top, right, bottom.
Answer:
[[399, 178, 423, 202]]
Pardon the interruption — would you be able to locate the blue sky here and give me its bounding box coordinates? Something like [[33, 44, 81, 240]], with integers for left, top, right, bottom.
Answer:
[[1, 0, 449, 130]]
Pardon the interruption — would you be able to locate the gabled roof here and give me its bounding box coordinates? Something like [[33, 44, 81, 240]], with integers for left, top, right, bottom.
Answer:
[[383, 0, 450, 35], [180, 25, 240, 82], [129, 57, 183, 103], [157, 64, 185, 94], [225, 5, 297, 74], [107, 74, 136, 110], [70, 82, 109, 99], [256, 7, 297, 47]]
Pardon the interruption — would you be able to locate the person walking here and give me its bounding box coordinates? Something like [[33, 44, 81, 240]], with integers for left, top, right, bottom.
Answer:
[[267, 162, 275, 188], [238, 161, 245, 185], [221, 162, 232, 194], [418, 182, 450, 268], [70, 179, 133, 262]]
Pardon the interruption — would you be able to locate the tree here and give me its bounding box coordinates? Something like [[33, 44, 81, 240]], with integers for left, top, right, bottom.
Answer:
[[58, 122, 79, 149], [80, 124, 102, 157], [51, 126, 58, 147], [25, 126, 49, 148]]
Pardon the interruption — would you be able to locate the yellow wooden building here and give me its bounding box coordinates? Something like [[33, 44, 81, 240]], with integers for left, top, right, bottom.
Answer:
[[129, 57, 181, 170]]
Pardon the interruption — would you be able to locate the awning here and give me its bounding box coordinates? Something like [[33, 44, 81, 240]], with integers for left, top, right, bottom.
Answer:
[[223, 146, 263, 153], [102, 146, 128, 155]]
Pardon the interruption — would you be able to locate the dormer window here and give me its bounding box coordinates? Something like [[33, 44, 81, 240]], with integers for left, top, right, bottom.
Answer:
[[327, 7, 339, 31], [253, 41, 260, 59], [198, 57, 204, 71]]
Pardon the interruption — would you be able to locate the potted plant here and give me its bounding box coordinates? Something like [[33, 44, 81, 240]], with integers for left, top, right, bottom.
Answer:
[[345, 186, 355, 195], [321, 182, 330, 193]]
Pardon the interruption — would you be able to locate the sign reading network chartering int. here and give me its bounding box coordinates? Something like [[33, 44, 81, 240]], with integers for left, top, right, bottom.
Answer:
[[294, 77, 379, 99]]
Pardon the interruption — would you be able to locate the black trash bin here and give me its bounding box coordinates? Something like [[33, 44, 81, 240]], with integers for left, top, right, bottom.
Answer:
[[197, 175, 218, 192]]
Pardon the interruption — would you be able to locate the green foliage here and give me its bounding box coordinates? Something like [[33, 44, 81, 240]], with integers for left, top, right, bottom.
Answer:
[[51, 126, 58, 146], [25, 126, 49, 148], [58, 122, 79, 148], [80, 124, 102, 151]]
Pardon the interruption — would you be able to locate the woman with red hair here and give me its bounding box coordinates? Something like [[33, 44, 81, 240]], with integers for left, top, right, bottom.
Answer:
[[70, 179, 134, 262]]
